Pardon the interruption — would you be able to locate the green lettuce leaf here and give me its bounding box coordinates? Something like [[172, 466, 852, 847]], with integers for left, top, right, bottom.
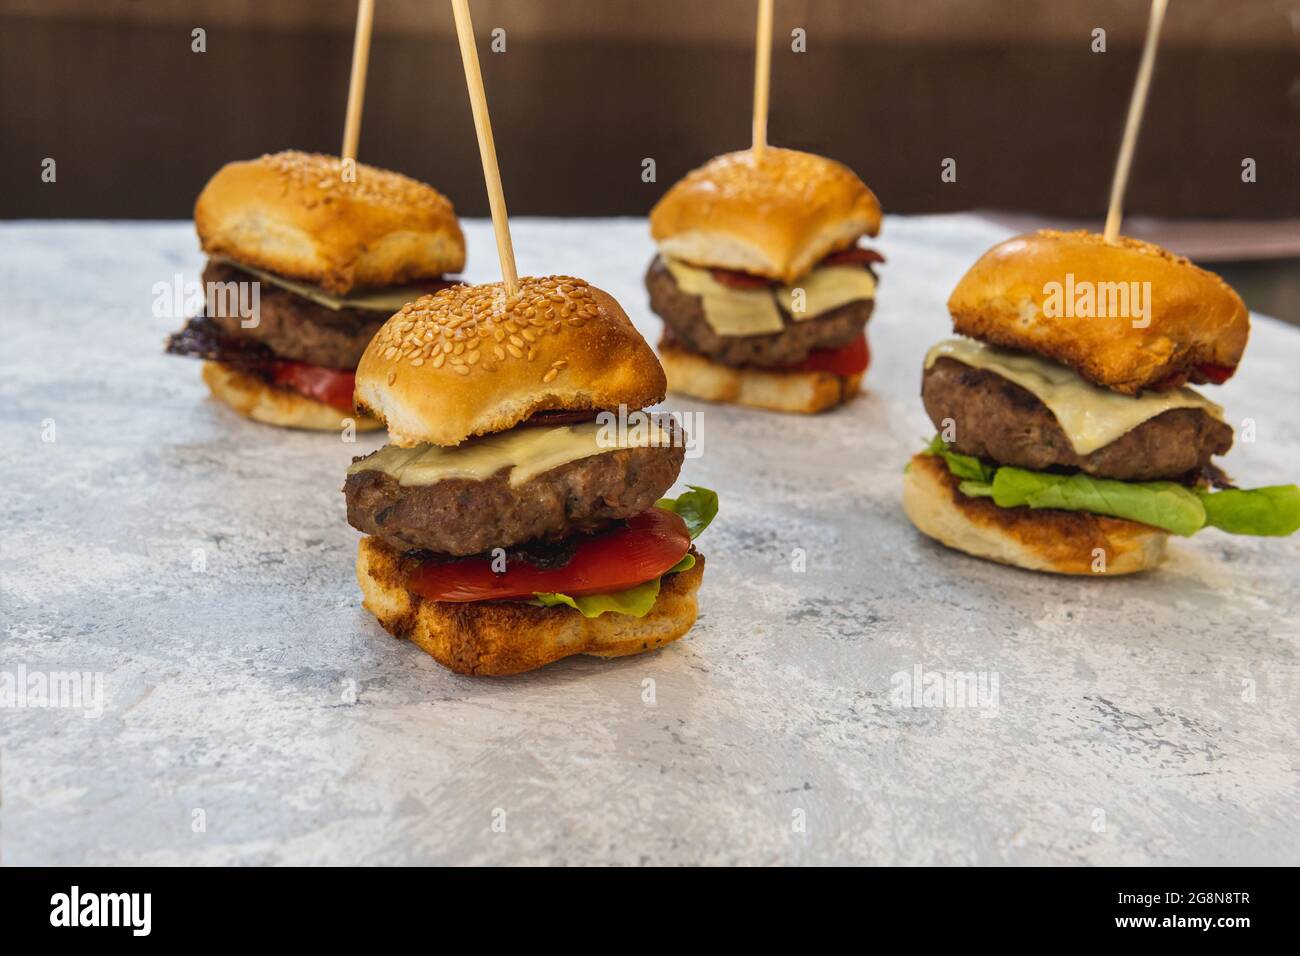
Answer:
[[924, 434, 995, 483], [989, 467, 1207, 537], [1195, 486, 1300, 536], [532, 554, 696, 618], [655, 485, 719, 539], [923, 438, 1300, 539]]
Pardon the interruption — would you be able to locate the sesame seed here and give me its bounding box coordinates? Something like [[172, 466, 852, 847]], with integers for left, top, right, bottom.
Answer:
[[368, 275, 599, 375], [258, 150, 456, 219]]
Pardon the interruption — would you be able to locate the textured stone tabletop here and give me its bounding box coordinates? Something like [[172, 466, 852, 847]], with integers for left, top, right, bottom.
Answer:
[[1, 216, 1297, 866]]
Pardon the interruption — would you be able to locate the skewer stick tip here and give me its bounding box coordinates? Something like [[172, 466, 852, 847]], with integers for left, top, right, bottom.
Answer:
[[341, 0, 376, 164], [450, 0, 519, 295], [1103, 0, 1168, 244], [751, 0, 774, 160]]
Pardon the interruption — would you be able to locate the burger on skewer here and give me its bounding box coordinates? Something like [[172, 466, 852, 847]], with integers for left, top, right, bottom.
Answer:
[[646, 148, 884, 414], [344, 276, 717, 675], [166, 151, 465, 430], [904, 230, 1300, 574]]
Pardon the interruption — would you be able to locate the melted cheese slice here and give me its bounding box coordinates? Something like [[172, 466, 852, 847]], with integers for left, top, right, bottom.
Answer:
[[925, 338, 1223, 456], [662, 258, 876, 338], [216, 256, 439, 313], [775, 265, 877, 318], [347, 420, 673, 488], [663, 259, 784, 335]]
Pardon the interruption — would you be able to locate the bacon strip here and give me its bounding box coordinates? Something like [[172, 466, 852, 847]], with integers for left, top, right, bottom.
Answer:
[[165, 315, 275, 371]]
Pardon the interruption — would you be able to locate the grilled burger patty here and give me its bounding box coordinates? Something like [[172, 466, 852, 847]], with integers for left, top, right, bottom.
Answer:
[[645, 255, 872, 367], [344, 436, 685, 556], [202, 260, 391, 369], [923, 356, 1234, 482]]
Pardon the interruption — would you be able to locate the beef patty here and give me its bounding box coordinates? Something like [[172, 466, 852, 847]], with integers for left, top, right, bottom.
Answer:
[[644, 255, 872, 367], [344, 432, 685, 556], [922, 356, 1233, 482], [202, 260, 390, 369]]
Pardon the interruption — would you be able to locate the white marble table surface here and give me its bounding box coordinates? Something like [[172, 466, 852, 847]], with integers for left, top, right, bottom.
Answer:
[[1, 216, 1296, 866]]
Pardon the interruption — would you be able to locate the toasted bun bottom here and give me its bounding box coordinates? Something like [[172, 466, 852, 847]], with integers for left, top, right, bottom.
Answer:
[[659, 343, 861, 414], [356, 536, 705, 676], [201, 361, 382, 432], [902, 453, 1167, 575]]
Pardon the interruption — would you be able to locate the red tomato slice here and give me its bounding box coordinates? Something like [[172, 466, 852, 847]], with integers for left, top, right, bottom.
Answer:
[[709, 267, 775, 290], [270, 361, 357, 412], [1151, 362, 1237, 391], [819, 247, 886, 267], [408, 508, 691, 603], [1196, 363, 1236, 385], [785, 334, 870, 377]]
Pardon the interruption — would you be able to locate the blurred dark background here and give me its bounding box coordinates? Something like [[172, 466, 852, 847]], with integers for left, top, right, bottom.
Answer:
[[2, 0, 1298, 317]]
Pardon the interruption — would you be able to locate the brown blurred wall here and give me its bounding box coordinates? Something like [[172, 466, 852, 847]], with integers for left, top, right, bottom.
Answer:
[[2, 0, 1297, 220]]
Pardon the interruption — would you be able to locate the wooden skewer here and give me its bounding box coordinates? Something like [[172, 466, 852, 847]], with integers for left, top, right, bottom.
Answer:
[[1103, 0, 1168, 243], [752, 0, 774, 159], [450, 0, 519, 295], [341, 0, 376, 163]]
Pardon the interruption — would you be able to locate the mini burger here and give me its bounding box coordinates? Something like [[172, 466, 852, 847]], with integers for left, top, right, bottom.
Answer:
[[166, 151, 465, 430], [343, 275, 717, 676], [904, 230, 1300, 575], [647, 147, 884, 414]]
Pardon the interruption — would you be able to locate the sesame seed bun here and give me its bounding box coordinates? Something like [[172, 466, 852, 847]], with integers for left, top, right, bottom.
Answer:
[[658, 342, 861, 414], [649, 148, 882, 283], [200, 361, 382, 432], [194, 151, 465, 295], [948, 230, 1249, 395], [356, 536, 704, 676], [354, 277, 667, 447], [902, 453, 1167, 575]]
